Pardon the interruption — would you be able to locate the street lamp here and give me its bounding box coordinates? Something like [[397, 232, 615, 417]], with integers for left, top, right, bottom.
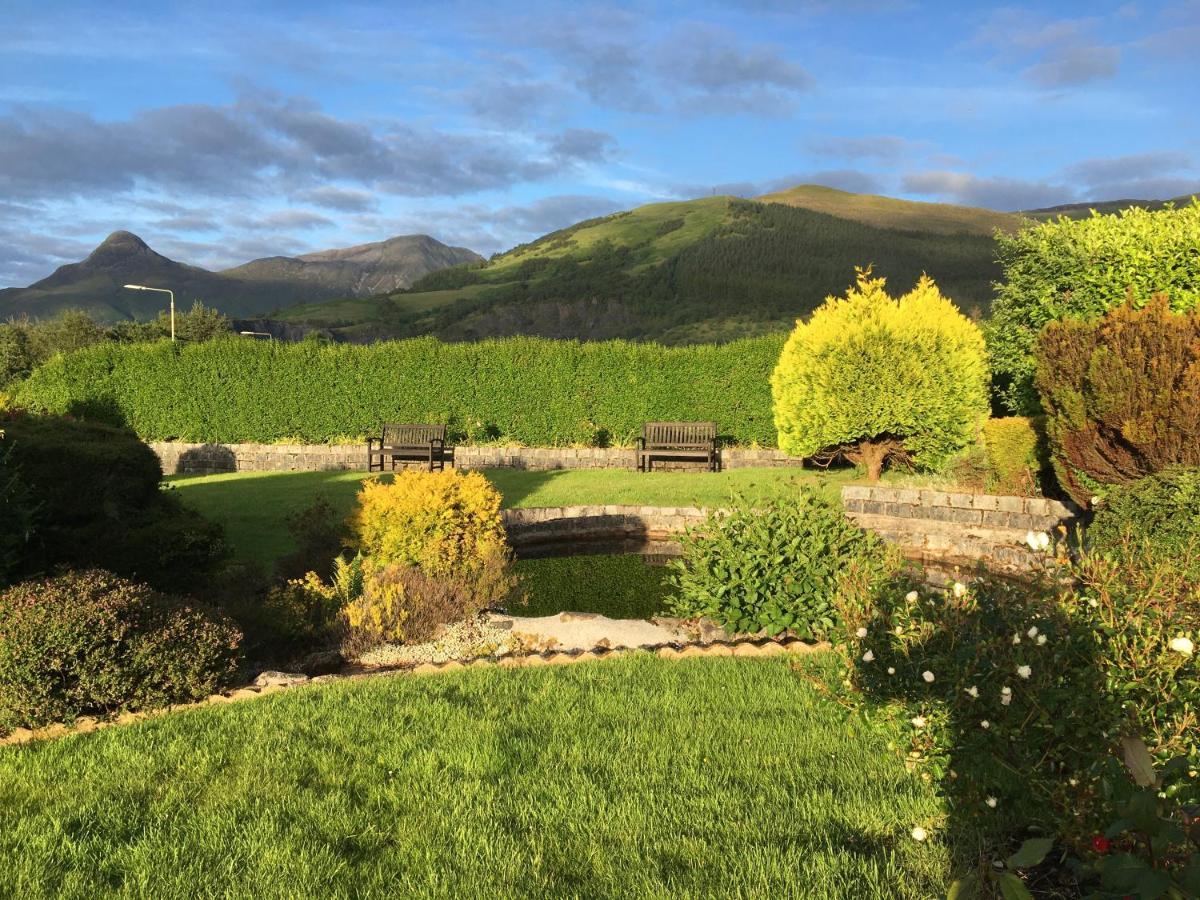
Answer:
[[123, 284, 175, 341], [239, 331, 274, 342]]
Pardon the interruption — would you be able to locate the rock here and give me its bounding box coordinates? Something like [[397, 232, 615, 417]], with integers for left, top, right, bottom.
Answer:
[[494, 611, 690, 652], [253, 671, 309, 688], [297, 650, 343, 676]]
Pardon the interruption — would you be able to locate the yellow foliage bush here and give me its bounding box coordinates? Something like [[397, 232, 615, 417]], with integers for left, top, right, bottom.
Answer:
[[348, 470, 507, 577], [982, 416, 1046, 495], [770, 269, 989, 480]]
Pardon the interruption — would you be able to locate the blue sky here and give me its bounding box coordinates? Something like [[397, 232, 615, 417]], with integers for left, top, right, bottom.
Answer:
[[1, 0, 1197, 284]]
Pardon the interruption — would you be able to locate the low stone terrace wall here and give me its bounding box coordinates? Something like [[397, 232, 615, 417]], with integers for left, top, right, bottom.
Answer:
[[502, 505, 709, 559], [150, 441, 805, 475], [842, 486, 1081, 574]]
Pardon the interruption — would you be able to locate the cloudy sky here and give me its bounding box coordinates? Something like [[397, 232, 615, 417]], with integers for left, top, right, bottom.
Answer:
[[1, 0, 1197, 285]]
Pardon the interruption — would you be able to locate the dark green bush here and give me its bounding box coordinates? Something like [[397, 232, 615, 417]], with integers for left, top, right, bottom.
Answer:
[[2, 416, 226, 590], [1036, 297, 1200, 505], [667, 484, 897, 638], [1088, 468, 1200, 580], [0, 426, 36, 586], [0, 569, 242, 733], [17, 335, 785, 447]]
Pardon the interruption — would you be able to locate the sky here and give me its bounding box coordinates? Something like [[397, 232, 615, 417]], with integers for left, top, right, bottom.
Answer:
[[1, 0, 1198, 285]]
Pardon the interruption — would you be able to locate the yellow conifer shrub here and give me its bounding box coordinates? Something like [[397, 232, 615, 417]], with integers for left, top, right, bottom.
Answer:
[[770, 269, 989, 480]]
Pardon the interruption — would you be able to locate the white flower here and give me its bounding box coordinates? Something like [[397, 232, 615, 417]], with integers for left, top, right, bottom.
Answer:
[[1017, 665, 1032, 679], [911, 716, 927, 728], [1012, 633, 1021, 645], [1025, 530, 1039, 551], [1068, 778, 1079, 787], [855, 627, 868, 638], [887, 667, 896, 675], [862, 650, 875, 663], [980, 720, 990, 729], [905, 590, 919, 602], [1087, 598, 1098, 608], [1037, 634, 1047, 646], [1001, 686, 1013, 706], [922, 670, 935, 683], [911, 826, 928, 842], [953, 582, 967, 598], [1038, 532, 1051, 550], [985, 797, 998, 809], [1169, 636, 1194, 657], [1027, 626, 1039, 639], [894, 625, 904, 635], [965, 685, 979, 699]]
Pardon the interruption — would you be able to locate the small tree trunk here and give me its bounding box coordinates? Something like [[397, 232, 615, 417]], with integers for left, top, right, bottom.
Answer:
[[859, 440, 888, 482]]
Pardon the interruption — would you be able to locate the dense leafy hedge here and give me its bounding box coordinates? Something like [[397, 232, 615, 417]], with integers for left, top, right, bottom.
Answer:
[[1088, 468, 1200, 581], [989, 200, 1200, 414], [17, 335, 785, 446]]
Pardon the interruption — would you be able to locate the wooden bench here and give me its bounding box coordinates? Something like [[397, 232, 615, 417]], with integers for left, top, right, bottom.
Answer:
[[636, 421, 719, 473], [367, 424, 451, 472]]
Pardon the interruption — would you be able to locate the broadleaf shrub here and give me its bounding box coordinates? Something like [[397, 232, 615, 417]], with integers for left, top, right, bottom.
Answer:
[[770, 269, 989, 480], [0, 415, 226, 590], [0, 426, 36, 586], [0, 569, 241, 733], [989, 200, 1200, 414], [667, 484, 898, 638], [1035, 296, 1200, 505], [17, 334, 785, 446]]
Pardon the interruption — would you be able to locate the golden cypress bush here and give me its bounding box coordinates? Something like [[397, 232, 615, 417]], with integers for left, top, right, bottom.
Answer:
[[770, 269, 989, 480]]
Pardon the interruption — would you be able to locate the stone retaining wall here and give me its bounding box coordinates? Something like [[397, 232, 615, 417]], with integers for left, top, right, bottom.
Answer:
[[502, 505, 709, 559], [150, 441, 805, 475], [841, 486, 1080, 574]]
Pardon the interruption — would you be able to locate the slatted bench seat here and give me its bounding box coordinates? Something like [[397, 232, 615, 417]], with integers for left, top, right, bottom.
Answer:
[[367, 423, 451, 472], [636, 421, 719, 473]]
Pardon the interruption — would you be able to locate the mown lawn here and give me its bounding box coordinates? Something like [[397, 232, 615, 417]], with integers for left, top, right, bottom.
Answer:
[[0, 655, 949, 898], [168, 466, 847, 570]]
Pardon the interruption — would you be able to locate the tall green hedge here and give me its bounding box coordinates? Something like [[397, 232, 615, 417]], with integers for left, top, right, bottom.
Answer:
[[17, 335, 786, 447]]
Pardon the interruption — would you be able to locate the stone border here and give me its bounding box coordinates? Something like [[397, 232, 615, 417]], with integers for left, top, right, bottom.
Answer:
[[502, 505, 708, 558], [842, 486, 1080, 574], [150, 441, 806, 475], [0, 638, 823, 748]]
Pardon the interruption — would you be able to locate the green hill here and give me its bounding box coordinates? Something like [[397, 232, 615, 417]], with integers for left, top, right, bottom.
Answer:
[[278, 186, 1017, 344]]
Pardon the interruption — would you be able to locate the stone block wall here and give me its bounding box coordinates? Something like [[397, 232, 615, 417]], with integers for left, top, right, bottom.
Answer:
[[841, 485, 1080, 574], [150, 441, 807, 475], [502, 505, 708, 559]]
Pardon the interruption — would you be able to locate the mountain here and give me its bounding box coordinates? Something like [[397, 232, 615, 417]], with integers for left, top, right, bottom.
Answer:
[[277, 185, 1020, 344], [0, 232, 482, 323], [221, 235, 481, 296]]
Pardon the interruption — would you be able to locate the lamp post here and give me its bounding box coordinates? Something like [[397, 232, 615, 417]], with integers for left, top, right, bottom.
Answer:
[[123, 284, 175, 341]]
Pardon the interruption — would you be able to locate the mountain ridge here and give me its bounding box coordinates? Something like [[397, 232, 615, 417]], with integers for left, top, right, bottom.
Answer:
[[0, 233, 482, 323]]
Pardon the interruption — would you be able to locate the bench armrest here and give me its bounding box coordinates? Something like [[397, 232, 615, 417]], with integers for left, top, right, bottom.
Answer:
[[636, 437, 645, 451], [366, 437, 379, 450]]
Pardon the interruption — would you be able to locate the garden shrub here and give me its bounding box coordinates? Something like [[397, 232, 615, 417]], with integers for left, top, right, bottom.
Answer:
[[343, 555, 519, 652], [770, 269, 989, 480], [1036, 296, 1200, 505], [989, 200, 1200, 414], [981, 416, 1046, 495], [258, 557, 363, 658], [349, 470, 508, 578], [17, 334, 784, 447], [343, 470, 518, 652], [1, 415, 226, 591], [833, 539, 1198, 850], [1087, 468, 1200, 581], [667, 484, 898, 638], [0, 426, 36, 586], [0, 569, 241, 733], [275, 497, 349, 583]]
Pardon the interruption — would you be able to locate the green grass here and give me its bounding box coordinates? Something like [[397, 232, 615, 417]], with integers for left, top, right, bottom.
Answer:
[[169, 466, 848, 570], [514, 555, 674, 619], [0, 655, 949, 897]]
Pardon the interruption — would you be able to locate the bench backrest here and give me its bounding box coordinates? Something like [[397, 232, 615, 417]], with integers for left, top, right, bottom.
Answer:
[[381, 423, 446, 446], [643, 421, 716, 449]]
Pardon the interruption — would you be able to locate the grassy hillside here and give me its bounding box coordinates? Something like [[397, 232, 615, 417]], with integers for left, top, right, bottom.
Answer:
[[1022, 193, 1199, 221], [279, 187, 1009, 344]]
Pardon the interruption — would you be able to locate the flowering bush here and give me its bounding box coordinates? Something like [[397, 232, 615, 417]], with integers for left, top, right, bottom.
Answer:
[[833, 531, 1199, 852], [667, 485, 899, 638]]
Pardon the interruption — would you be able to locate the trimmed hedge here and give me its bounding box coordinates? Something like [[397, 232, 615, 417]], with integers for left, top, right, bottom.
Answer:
[[17, 335, 786, 447]]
